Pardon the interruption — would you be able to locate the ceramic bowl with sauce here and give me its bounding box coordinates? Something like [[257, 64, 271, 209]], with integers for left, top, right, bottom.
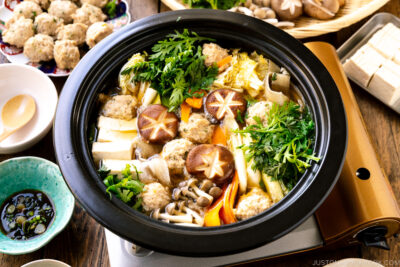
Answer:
[[0, 157, 74, 255]]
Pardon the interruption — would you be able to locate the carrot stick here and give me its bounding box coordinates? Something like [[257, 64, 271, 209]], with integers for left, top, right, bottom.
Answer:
[[220, 172, 238, 224], [185, 97, 203, 109], [212, 125, 227, 146], [180, 102, 191, 123], [217, 55, 232, 69]]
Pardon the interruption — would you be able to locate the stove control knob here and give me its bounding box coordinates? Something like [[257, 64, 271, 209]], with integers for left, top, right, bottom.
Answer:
[[356, 226, 390, 250]]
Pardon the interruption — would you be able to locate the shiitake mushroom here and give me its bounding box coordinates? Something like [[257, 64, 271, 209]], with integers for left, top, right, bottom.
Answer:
[[205, 89, 246, 121], [138, 104, 179, 144], [186, 144, 235, 184]]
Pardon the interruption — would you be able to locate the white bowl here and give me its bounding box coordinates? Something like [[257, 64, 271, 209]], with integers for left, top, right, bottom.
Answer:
[[21, 259, 71, 267], [0, 64, 58, 154]]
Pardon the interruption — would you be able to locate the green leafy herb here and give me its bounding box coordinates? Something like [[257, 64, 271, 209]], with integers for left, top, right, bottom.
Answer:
[[105, 0, 118, 19], [237, 109, 244, 124], [122, 29, 218, 111], [235, 102, 320, 190], [101, 164, 144, 210], [271, 72, 277, 81], [183, 0, 244, 10]]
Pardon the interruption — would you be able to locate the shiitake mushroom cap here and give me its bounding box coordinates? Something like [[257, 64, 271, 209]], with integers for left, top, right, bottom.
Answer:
[[186, 144, 235, 184], [205, 89, 246, 121], [138, 104, 179, 144]]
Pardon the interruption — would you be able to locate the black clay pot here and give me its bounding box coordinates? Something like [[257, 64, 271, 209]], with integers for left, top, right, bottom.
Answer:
[[54, 10, 347, 257]]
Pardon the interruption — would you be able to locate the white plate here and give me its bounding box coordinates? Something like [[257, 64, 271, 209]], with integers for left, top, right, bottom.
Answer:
[[0, 0, 131, 77], [0, 64, 58, 154]]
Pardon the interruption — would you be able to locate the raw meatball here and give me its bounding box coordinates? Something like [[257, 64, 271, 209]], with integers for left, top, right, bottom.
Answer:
[[179, 113, 215, 144], [2, 18, 34, 48], [86, 22, 113, 48], [162, 138, 195, 175], [54, 40, 80, 69], [48, 1, 77, 24], [13, 1, 42, 20], [245, 101, 273, 126], [23, 34, 54, 62], [234, 187, 272, 220], [34, 13, 63, 36], [101, 95, 137, 120], [56, 23, 88, 46], [141, 182, 171, 212], [25, 0, 51, 10], [72, 4, 107, 26], [202, 43, 229, 67], [80, 0, 108, 8]]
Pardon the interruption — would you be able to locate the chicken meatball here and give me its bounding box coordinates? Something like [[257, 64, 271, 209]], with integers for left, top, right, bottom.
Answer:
[[80, 0, 108, 8], [2, 18, 34, 48], [72, 4, 107, 26], [23, 34, 54, 62], [48, 1, 77, 24], [245, 101, 273, 126], [162, 138, 195, 175], [25, 0, 51, 10], [179, 113, 215, 144], [34, 13, 63, 36], [86, 22, 113, 48], [101, 95, 137, 120], [56, 23, 88, 46], [202, 43, 229, 68], [54, 40, 80, 69], [141, 182, 171, 212], [13, 1, 42, 20], [234, 187, 272, 220]]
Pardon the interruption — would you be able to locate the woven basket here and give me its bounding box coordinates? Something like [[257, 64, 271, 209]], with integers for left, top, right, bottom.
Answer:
[[161, 0, 390, 38]]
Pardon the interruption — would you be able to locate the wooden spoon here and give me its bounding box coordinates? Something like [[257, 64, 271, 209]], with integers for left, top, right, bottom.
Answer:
[[0, 95, 36, 142]]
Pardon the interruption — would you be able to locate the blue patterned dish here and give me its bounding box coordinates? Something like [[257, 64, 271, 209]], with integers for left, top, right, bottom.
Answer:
[[0, 157, 74, 255], [0, 0, 131, 77]]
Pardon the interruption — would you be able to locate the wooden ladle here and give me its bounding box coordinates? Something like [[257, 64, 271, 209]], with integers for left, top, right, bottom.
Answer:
[[0, 95, 36, 142]]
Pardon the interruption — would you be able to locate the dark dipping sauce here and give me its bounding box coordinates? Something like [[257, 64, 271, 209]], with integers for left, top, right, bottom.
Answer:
[[0, 190, 55, 240]]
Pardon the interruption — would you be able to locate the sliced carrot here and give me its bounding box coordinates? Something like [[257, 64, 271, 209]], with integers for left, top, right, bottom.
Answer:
[[220, 171, 238, 224], [185, 97, 203, 109], [212, 125, 227, 146], [180, 102, 191, 123], [204, 184, 227, 227], [217, 55, 232, 69]]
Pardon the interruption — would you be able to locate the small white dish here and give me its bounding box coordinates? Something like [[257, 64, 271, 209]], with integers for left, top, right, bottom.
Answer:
[[0, 63, 58, 154], [21, 259, 71, 267]]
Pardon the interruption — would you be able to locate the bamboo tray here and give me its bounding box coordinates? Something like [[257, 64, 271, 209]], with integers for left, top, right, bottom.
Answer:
[[161, 0, 390, 39]]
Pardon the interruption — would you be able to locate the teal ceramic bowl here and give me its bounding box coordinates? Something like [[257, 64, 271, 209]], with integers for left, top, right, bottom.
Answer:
[[0, 157, 74, 255]]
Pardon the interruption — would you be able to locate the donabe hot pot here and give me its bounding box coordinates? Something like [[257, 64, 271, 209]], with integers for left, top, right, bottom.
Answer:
[[54, 10, 347, 256]]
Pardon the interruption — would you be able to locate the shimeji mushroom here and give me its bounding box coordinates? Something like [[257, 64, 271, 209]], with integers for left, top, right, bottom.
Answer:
[[187, 178, 214, 207], [151, 208, 193, 224], [162, 202, 204, 226], [302, 0, 340, 20]]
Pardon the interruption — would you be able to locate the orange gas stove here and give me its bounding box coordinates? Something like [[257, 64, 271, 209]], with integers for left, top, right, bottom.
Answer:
[[104, 42, 400, 267]]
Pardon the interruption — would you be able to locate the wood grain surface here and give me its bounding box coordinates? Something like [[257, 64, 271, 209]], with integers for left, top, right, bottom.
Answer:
[[1, 0, 400, 266]]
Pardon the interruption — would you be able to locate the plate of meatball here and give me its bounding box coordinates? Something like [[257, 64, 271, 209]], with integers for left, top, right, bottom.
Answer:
[[0, 0, 131, 76]]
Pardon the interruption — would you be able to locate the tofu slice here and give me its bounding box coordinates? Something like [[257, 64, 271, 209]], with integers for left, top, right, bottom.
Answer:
[[102, 159, 142, 177], [382, 59, 400, 75], [343, 45, 386, 87], [97, 128, 137, 142], [381, 23, 400, 42], [393, 50, 400, 65], [97, 116, 137, 132], [368, 27, 400, 59], [368, 65, 400, 104], [92, 141, 134, 162]]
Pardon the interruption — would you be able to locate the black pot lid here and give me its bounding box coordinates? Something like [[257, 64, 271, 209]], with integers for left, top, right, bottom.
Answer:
[[54, 10, 347, 256]]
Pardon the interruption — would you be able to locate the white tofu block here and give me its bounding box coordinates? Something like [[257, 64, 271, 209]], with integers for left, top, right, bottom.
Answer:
[[92, 141, 134, 162], [102, 159, 142, 177], [393, 50, 400, 65], [383, 59, 400, 75], [97, 116, 137, 132], [368, 27, 400, 59], [97, 128, 137, 142], [381, 23, 400, 42], [343, 45, 385, 87], [368, 66, 400, 104]]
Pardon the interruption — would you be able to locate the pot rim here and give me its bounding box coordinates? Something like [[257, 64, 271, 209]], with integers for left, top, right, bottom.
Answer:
[[54, 9, 347, 256]]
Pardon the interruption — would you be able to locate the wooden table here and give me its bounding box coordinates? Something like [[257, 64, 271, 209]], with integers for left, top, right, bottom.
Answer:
[[1, 0, 399, 266]]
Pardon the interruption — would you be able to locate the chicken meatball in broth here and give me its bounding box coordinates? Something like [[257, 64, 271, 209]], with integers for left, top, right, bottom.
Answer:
[[179, 113, 214, 144], [162, 138, 195, 175]]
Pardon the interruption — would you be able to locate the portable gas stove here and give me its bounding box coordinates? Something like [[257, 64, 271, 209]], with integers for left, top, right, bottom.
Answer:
[[104, 42, 400, 267]]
